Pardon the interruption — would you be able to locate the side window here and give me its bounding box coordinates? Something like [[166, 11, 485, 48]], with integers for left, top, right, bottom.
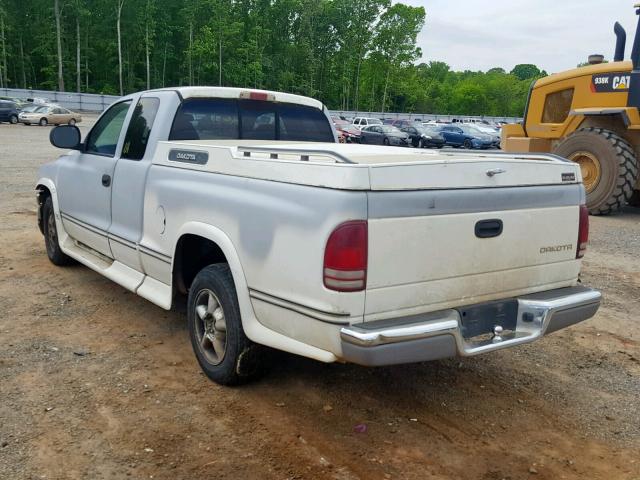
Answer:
[[542, 88, 574, 123], [122, 97, 160, 160], [85, 101, 132, 156]]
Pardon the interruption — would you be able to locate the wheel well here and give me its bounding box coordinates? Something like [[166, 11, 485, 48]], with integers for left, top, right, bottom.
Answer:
[[577, 114, 640, 162], [36, 185, 51, 234], [173, 234, 228, 294]]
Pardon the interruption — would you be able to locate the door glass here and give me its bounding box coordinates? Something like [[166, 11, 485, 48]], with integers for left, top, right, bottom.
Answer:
[[122, 97, 160, 160], [85, 101, 132, 156]]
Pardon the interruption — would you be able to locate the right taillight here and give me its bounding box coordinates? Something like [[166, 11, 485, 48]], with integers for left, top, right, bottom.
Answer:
[[323, 220, 367, 292], [577, 204, 589, 259]]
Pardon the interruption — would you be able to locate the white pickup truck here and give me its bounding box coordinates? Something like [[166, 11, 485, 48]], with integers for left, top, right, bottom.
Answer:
[[37, 87, 601, 385]]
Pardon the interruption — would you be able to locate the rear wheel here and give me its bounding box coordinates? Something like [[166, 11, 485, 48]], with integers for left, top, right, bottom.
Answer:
[[188, 264, 266, 385], [383, 137, 390, 146], [418, 138, 425, 148], [9, 114, 18, 124], [39, 118, 48, 126], [553, 127, 638, 215], [68, 118, 76, 126]]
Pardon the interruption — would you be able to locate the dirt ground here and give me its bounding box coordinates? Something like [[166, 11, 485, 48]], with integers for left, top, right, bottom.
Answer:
[[1, 118, 639, 480]]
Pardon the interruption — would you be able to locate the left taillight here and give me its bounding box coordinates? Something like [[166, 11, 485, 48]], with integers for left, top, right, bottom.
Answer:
[[577, 204, 589, 259], [323, 220, 367, 292]]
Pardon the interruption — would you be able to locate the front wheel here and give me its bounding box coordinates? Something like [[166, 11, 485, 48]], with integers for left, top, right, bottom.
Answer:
[[188, 264, 266, 385], [463, 139, 473, 149], [43, 197, 73, 266], [383, 137, 390, 146], [553, 127, 638, 215]]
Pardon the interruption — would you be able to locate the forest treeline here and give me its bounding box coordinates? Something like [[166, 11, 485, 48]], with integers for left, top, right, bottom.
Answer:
[[0, 0, 547, 116]]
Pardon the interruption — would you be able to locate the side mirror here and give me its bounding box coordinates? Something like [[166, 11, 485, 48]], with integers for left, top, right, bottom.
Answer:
[[50, 125, 82, 150]]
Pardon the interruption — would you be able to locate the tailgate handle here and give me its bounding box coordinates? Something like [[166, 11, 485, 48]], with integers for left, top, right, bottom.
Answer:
[[475, 219, 503, 238]]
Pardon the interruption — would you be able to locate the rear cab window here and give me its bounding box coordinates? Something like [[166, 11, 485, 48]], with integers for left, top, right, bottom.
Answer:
[[169, 98, 334, 143]]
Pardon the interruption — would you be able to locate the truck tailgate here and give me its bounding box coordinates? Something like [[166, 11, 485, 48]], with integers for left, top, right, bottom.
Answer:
[[364, 158, 584, 321]]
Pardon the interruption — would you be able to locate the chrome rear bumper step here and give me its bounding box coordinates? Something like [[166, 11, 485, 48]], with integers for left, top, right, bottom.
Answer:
[[340, 286, 601, 366]]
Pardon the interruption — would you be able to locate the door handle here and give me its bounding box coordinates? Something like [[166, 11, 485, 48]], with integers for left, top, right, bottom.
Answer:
[[475, 219, 503, 238], [101, 174, 111, 187]]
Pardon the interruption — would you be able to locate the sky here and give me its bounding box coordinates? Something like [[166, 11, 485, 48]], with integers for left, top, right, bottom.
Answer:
[[402, 0, 640, 74]]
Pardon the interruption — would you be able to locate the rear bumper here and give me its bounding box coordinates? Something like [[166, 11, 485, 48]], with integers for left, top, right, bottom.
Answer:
[[340, 286, 601, 366]]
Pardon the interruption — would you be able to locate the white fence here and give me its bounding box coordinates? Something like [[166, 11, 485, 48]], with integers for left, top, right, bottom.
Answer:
[[0, 88, 118, 112], [1, 88, 523, 123]]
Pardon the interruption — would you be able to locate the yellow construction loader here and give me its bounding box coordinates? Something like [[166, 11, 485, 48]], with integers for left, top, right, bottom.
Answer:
[[502, 5, 640, 214]]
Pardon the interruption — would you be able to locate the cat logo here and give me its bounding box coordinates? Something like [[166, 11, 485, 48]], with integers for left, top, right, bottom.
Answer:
[[591, 73, 631, 92], [613, 75, 630, 89]]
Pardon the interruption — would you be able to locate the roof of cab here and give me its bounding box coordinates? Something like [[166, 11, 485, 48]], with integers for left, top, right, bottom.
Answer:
[[145, 86, 325, 110]]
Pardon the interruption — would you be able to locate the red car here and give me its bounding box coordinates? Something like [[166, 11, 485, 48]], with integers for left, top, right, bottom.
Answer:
[[332, 118, 361, 143]]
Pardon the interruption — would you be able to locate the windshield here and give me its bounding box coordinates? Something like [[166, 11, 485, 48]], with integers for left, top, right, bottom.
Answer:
[[34, 106, 50, 113], [380, 125, 401, 133], [460, 125, 483, 135], [367, 118, 383, 126], [420, 126, 440, 135]]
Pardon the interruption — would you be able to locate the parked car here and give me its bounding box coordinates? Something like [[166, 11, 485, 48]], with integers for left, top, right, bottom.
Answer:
[[26, 97, 50, 105], [401, 124, 445, 148], [38, 86, 600, 386], [360, 124, 410, 146], [0, 96, 29, 109], [332, 118, 361, 143], [19, 105, 82, 126], [467, 123, 501, 147], [0, 100, 19, 124], [439, 124, 493, 149], [352, 116, 382, 130], [391, 119, 421, 129]]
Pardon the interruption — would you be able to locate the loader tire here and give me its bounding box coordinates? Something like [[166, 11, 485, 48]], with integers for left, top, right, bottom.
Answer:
[[553, 127, 638, 215]]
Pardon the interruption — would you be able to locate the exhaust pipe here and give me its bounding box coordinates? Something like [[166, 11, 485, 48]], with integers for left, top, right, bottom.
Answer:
[[632, 4, 640, 69], [628, 4, 640, 108], [614, 21, 626, 61]]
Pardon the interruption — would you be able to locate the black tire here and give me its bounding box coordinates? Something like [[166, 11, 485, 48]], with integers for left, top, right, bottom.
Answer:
[[39, 118, 48, 127], [9, 114, 18, 124], [553, 127, 639, 215], [188, 264, 266, 385], [68, 118, 76, 126], [463, 139, 473, 149], [383, 137, 390, 146], [418, 138, 424, 148], [42, 197, 74, 266]]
